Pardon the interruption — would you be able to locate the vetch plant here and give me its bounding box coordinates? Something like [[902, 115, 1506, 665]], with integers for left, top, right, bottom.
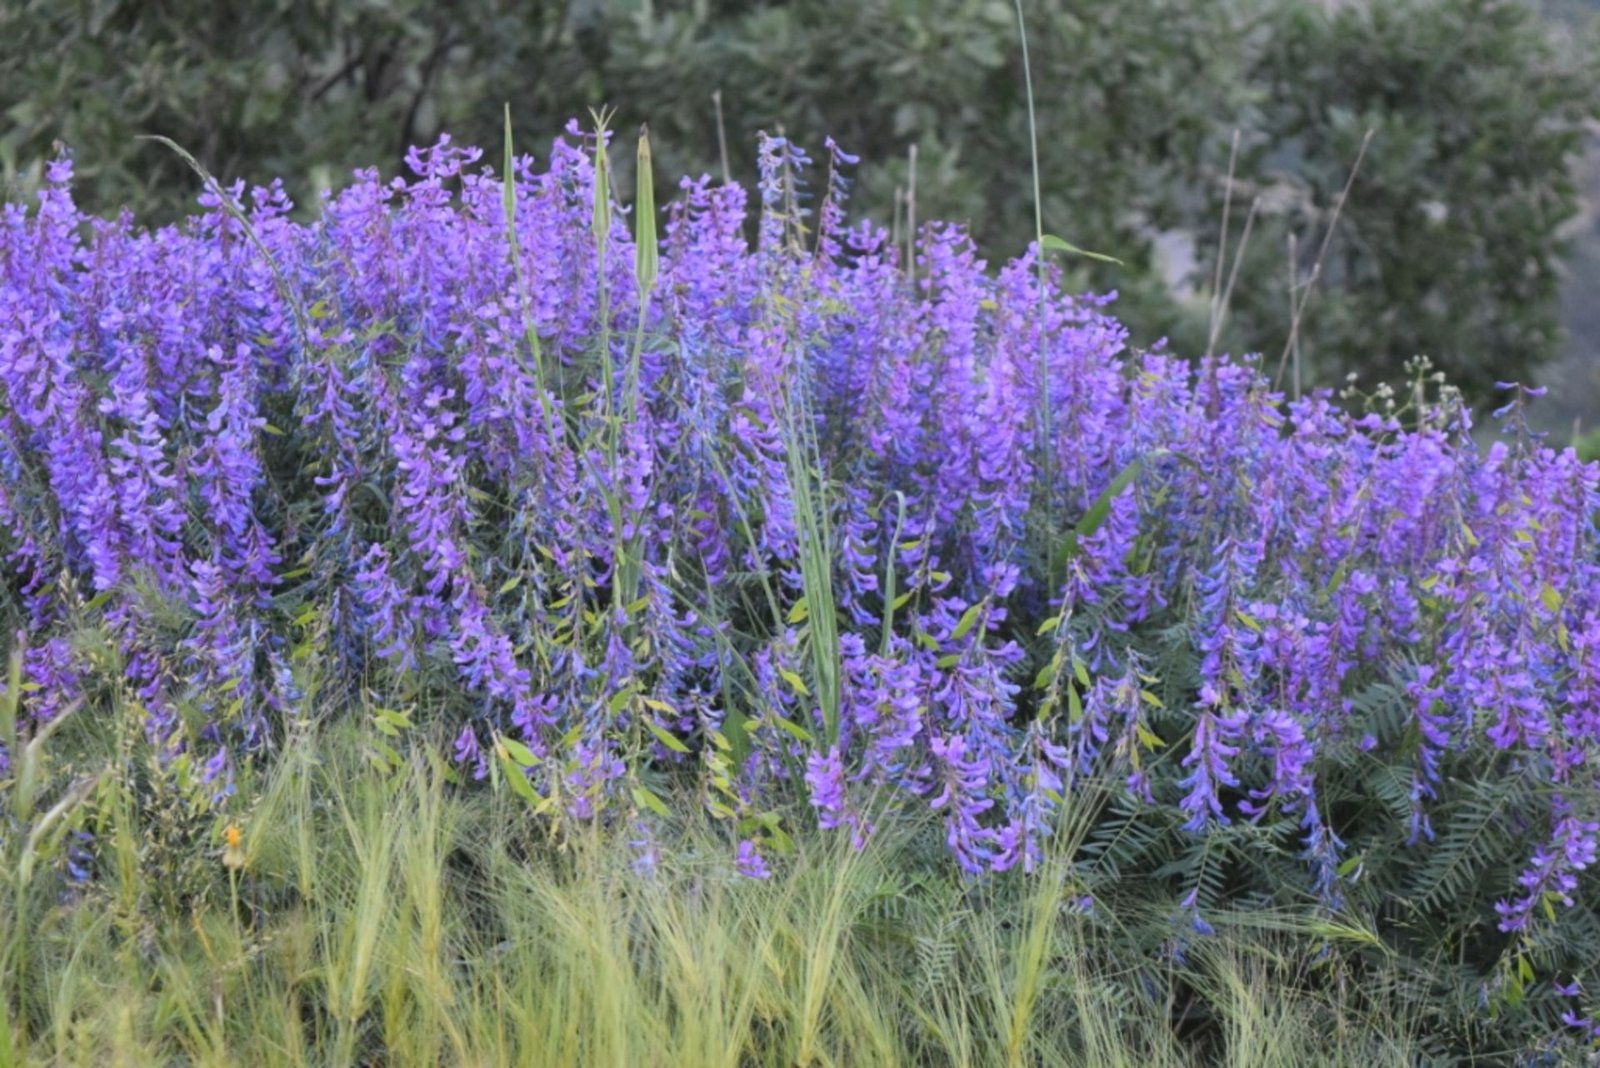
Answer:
[[1, 124, 1598, 1045]]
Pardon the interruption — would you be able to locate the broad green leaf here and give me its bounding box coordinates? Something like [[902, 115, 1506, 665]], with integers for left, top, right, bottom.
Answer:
[[501, 737, 540, 767], [498, 752, 540, 804]]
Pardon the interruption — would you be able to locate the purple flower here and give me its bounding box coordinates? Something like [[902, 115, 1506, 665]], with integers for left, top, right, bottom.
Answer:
[[6, 125, 1600, 931], [734, 839, 771, 880], [805, 746, 848, 829], [1177, 709, 1247, 834]]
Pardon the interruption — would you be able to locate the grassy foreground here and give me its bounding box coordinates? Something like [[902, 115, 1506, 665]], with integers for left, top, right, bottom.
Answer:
[[0, 707, 1439, 1068]]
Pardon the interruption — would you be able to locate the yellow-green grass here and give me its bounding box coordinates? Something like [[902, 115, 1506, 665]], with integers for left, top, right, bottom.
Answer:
[[1, 713, 1423, 1067]]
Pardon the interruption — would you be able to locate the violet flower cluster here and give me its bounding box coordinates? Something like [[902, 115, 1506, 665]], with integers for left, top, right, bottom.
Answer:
[[1, 130, 1597, 958]]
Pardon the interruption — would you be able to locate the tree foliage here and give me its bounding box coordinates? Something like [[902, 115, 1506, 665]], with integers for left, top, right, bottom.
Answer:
[[2, 0, 1595, 404], [1205, 0, 1600, 404]]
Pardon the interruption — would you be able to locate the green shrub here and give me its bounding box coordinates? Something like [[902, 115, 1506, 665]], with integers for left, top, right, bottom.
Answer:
[[3, 0, 1594, 405]]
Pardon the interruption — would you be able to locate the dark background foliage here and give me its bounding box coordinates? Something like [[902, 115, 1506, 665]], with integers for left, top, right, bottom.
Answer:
[[2, 0, 1598, 413]]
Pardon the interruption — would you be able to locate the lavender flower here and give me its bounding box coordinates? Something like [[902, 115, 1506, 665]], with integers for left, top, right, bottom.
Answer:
[[3, 130, 1599, 963], [734, 839, 771, 880]]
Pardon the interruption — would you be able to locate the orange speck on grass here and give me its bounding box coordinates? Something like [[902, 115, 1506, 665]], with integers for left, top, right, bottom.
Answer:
[[222, 823, 245, 870]]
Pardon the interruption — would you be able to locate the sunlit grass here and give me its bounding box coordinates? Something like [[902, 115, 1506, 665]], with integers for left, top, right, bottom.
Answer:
[[0, 698, 1429, 1067]]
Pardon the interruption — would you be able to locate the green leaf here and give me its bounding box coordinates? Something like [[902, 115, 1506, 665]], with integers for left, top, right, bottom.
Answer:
[[1039, 232, 1123, 265], [1059, 456, 1144, 565], [769, 715, 813, 744], [722, 709, 751, 766], [1033, 661, 1058, 689], [1325, 559, 1351, 598], [779, 668, 810, 697], [501, 737, 540, 767], [633, 784, 671, 818], [951, 602, 983, 642], [645, 719, 691, 754], [369, 737, 402, 768], [498, 752, 540, 804]]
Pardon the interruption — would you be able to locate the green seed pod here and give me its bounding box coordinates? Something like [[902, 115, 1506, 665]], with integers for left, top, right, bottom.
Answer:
[[635, 125, 658, 303], [591, 109, 612, 258]]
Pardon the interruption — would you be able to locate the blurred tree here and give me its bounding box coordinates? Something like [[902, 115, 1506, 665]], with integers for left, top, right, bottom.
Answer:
[[1196, 0, 1600, 404], [0, 0, 579, 220], [2, 0, 1594, 406]]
